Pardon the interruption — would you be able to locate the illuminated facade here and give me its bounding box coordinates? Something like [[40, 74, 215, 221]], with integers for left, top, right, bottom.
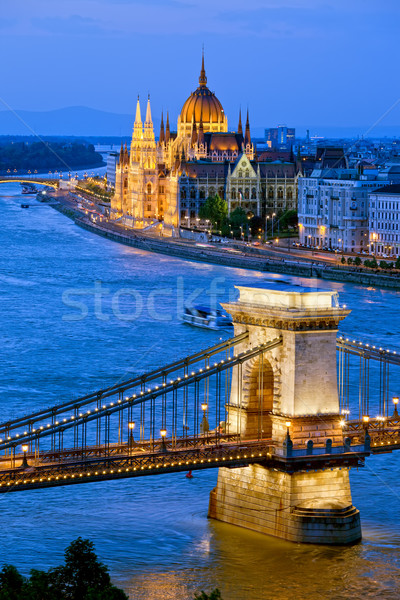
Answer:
[[111, 55, 297, 232]]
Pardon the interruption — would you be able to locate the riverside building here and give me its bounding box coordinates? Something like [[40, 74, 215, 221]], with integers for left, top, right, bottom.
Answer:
[[369, 184, 400, 257], [111, 55, 298, 234], [298, 167, 388, 252]]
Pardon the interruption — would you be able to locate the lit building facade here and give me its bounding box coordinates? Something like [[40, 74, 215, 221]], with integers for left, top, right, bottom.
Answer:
[[111, 56, 298, 232], [298, 168, 388, 252], [369, 184, 400, 257]]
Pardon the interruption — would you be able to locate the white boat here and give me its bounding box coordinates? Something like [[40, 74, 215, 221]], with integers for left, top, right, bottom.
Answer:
[[181, 304, 233, 330]]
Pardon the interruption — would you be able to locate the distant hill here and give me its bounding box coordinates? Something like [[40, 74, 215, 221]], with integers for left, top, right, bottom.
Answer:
[[0, 106, 140, 137]]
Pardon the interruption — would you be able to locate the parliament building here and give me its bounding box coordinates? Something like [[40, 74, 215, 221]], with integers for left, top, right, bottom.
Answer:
[[111, 55, 298, 234]]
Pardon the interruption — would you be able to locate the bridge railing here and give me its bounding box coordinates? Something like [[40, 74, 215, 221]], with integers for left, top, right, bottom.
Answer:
[[337, 335, 400, 421], [0, 336, 282, 465]]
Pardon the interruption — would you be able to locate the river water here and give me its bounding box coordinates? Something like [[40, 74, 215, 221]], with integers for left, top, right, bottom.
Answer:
[[0, 183, 400, 599]]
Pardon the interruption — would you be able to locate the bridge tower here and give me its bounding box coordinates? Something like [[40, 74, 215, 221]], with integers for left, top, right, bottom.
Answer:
[[209, 284, 362, 545]]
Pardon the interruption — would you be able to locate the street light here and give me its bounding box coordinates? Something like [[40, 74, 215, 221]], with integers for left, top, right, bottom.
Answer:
[[160, 428, 168, 453], [200, 403, 209, 436], [21, 444, 29, 468], [128, 421, 135, 448], [393, 397, 399, 417], [285, 420, 291, 437]]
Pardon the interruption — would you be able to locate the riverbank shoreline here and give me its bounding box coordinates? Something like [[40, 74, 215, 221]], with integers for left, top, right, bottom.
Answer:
[[50, 195, 400, 291]]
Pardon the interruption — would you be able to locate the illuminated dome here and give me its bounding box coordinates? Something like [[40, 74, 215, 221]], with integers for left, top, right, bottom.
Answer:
[[178, 55, 228, 135]]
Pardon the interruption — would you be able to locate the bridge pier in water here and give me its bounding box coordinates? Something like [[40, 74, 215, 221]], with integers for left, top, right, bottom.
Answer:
[[209, 284, 362, 545]]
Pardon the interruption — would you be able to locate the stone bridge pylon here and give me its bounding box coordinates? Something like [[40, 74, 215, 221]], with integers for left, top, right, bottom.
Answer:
[[209, 283, 362, 545]]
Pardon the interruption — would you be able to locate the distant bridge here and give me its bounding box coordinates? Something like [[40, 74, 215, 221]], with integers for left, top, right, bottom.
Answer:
[[0, 177, 59, 189]]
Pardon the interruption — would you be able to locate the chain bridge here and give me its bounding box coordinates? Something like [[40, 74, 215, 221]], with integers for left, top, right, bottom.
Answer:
[[1, 283, 399, 545]]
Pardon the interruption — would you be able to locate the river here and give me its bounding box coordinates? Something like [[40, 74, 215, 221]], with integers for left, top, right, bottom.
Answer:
[[0, 182, 399, 599]]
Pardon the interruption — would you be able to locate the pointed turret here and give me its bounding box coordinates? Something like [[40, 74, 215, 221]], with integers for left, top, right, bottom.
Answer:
[[245, 109, 251, 147], [199, 47, 207, 87], [124, 142, 129, 164], [134, 96, 142, 125], [191, 119, 197, 146], [159, 112, 165, 145], [197, 113, 205, 147], [145, 94, 152, 124], [237, 109, 243, 135], [165, 112, 170, 144], [143, 94, 155, 142], [118, 141, 124, 165], [132, 96, 143, 144]]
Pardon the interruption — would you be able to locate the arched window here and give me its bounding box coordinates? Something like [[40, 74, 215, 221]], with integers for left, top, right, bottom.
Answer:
[[251, 187, 257, 199], [190, 187, 196, 199], [181, 189, 186, 199], [268, 188, 274, 199], [277, 188, 283, 199], [147, 183, 152, 195], [244, 189, 250, 200], [287, 189, 293, 200], [245, 169, 249, 178], [238, 170, 243, 178], [219, 187, 224, 198], [231, 190, 236, 199], [199, 189, 205, 199], [123, 179, 128, 189]]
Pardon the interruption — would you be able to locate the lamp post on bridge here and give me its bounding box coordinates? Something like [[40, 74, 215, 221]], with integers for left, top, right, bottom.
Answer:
[[128, 421, 136, 450], [160, 428, 168, 453], [200, 403, 209, 439], [21, 444, 29, 469], [393, 397, 399, 417]]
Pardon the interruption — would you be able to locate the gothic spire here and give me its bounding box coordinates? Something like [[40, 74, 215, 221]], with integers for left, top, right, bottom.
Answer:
[[165, 111, 170, 144], [119, 141, 124, 165], [191, 119, 197, 146], [145, 94, 152, 124], [124, 142, 129, 164], [134, 95, 142, 125], [197, 112, 205, 147], [199, 47, 207, 87], [159, 111, 165, 144], [237, 109, 243, 135], [244, 109, 251, 147]]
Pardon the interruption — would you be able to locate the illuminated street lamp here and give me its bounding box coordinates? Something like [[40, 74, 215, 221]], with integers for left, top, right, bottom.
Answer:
[[393, 397, 399, 417], [362, 415, 370, 432], [200, 403, 209, 436], [285, 420, 291, 437], [21, 444, 29, 468], [128, 421, 135, 448], [160, 428, 168, 453]]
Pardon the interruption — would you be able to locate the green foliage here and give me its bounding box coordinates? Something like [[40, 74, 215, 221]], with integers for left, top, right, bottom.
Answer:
[[347, 257, 353, 265], [194, 589, 223, 600], [396, 257, 400, 269], [199, 194, 228, 230], [341, 256, 346, 264], [379, 260, 388, 269], [229, 207, 247, 228], [0, 538, 128, 600], [279, 209, 298, 230], [354, 256, 361, 266], [0, 141, 104, 172]]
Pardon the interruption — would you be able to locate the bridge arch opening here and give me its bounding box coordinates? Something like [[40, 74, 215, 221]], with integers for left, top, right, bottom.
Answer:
[[228, 354, 274, 441]]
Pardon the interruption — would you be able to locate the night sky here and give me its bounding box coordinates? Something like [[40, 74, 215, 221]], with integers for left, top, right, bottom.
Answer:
[[1, 0, 400, 131]]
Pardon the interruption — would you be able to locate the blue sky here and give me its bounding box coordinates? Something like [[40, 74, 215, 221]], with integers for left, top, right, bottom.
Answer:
[[1, 0, 400, 132]]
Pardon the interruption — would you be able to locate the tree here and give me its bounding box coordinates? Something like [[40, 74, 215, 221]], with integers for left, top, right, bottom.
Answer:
[[279, 209, 298, 230], [248, 215, 264, 237], [354, 256, 361, 266], [199, 195, 228, 231], [379, 260, 388, 269], [347, 257, 353, 265], [0, 564, 25, 600], [194, 589, 223, 600], [396, 257, 400, 270], [341, 256, 346, 264], [0, 539, 128, 600], [49, 538, 117, 600]]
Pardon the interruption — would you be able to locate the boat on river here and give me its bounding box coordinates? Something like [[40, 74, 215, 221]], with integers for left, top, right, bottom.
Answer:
[[181, 304, 233, 330], [21, 184, 37, 194]]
